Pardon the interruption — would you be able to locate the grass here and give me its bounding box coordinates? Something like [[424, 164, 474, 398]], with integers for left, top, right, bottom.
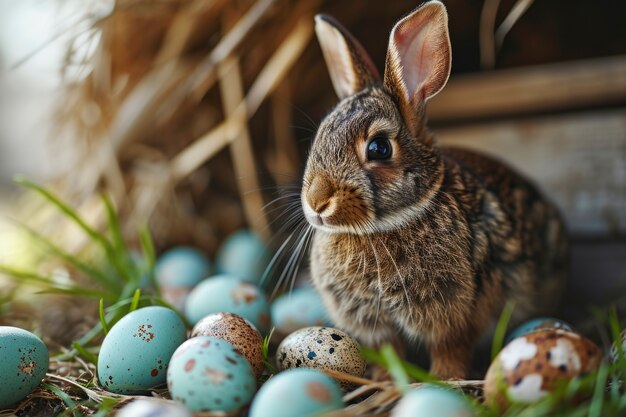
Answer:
[[0, 178, 178, 365], [0, 179, 624, 416]]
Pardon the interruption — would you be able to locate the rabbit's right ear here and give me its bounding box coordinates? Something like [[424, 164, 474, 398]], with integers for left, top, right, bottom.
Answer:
[[315, 15, 381, 100]]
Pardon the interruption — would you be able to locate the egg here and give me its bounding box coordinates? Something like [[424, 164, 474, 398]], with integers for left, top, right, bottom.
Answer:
[[191, 312, 264, 377], [216, 230, 268, 283], [155, 247, 211, 310], [249, 368, 344, 417], [276, 327, 365, 388], [167, 336, 256, 413], [484, 329, 602, 410], [116, 398, 192, 417], [185, 275, 271, 333], [506, 317, 574, 344], [97, 306, 187, 394], [0, 327, 49, 408], [609, 329, 626, 366], [390, 385, 476, 417], [271, 288, 332, 336]]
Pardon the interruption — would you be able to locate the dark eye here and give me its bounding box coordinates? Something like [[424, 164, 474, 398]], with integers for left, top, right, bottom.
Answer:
[[367, 135, 392, 161]]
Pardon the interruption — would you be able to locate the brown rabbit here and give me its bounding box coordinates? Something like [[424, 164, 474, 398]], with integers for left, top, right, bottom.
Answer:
[[301, 1, 568, 379]]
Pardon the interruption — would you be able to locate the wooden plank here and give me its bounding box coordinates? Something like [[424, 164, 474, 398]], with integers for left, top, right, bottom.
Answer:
[[428, 55, 626, 122], [436, 108, 626, 237]]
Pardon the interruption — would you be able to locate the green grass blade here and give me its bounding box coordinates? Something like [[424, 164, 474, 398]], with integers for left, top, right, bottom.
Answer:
[[0, 265, 114, 300], [38, 286, 115, 300], [129, 289, 141, 312], [588, 362, 609, 417], [261, 327, 276, 374], [72, 341, 98, 365], [101, 194, 126, 254], [13, 220, 120, 291], [492, 301, 516, 360], [42, 382, 76, 408], [380, 344, 410, 392], [138, 224, 158, 291], [15, 177, 114, 254], [99, 299, 109, 335]]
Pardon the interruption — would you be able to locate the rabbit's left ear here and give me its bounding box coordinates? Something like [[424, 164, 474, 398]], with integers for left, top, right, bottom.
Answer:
[[315, 14, 381, 100], [384, 1, 451, 135]]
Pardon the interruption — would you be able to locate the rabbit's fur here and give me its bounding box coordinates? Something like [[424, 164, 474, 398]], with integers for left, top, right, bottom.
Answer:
[[302, 1, 568, 379]]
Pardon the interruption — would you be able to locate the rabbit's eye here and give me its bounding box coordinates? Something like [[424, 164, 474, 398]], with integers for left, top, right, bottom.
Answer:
[[367, 135, 392, 161]]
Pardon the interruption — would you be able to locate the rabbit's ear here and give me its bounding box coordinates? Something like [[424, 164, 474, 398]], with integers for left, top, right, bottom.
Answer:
[[315, 14, 381, 100], [384, 1, 451, 135]]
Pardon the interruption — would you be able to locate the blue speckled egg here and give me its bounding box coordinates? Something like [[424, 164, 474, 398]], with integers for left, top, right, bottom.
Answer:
[[185, 275, 271, 333], [116, 398, 192, 417], [271, 288, 332, 335], [155, 247, 211, 310], [249, 368, 343, 417], [391, 385, 476, 417], [167, 336, 256, 412], [506, 317, 574, 344], [98, 306, 187, 394], [216, 230, 268, 283], [0, 327, 49, 408]]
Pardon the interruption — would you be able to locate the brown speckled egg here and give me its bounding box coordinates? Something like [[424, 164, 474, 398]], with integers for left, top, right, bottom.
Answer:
[[276, 326, 365, 389], [191, 312, 264, 377], [484, 329, 602, 410]]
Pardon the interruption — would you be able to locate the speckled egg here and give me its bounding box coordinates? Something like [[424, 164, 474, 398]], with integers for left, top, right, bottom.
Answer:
[[167, 336, 256, 412], [185, 275, 271, 333], [506, 317, 574, 344], [391, 385, 476, 417], [0, 327, 49, 408], [191, 312, 264, 377], [216, 230, 268, 283], [97, 306, 187, 394], [155, 247, 211, 310], [249, 368, 344, 417], [276, 327, 365, 388], [609, 329, 626, 364], [484, 329, 602, 410], [116, 398, 192, 417], [271, 288, 332, 336]]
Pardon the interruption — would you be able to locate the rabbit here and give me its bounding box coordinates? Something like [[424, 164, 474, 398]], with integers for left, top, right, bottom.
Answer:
[[301, 0, 569, 379]]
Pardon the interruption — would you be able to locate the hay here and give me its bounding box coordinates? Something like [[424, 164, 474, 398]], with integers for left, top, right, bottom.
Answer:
[[47, 0, 443, 256]]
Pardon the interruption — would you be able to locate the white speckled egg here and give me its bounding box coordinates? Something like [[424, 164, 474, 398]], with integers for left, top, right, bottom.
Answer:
[[391, 385, 476, 417], [97, 306, 187, 394], [0, 327, 49, 408], [191, 312, 264, 377], [271, 288, 332, 336], [249, 368, 343, 417], [116, 398, 192, 417], [506, 317, 574, 343], [276, 327, 365, 388], [216, 230, 268, 283], [185, 275, 271, 334], [155, 247, 211, 310], [484, 329, 602, 410], [167, 336, 256, 412]]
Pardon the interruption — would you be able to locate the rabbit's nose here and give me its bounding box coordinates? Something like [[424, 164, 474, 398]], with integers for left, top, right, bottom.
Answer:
[[307, 175, 335, 214]]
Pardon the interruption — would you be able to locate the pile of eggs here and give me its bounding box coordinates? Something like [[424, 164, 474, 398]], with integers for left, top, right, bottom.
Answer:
[[101, 229, 361, 416], [2, 228, 624, 417]]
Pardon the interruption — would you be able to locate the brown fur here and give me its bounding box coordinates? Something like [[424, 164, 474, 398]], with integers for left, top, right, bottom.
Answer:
[[303, 2, 568, 379]]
